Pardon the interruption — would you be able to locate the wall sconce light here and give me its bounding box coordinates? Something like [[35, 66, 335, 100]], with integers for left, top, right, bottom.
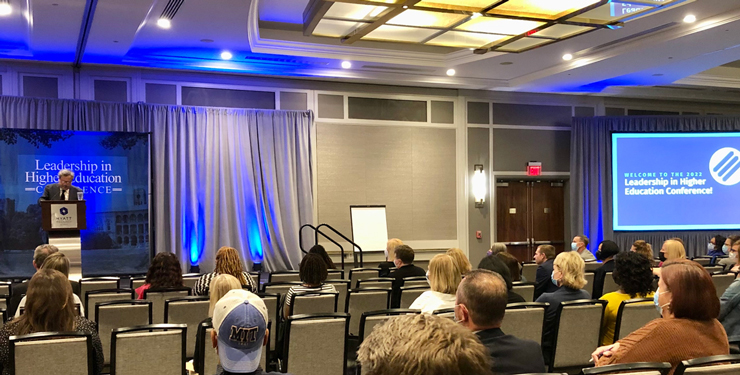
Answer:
[[473, 164, 486, 208]]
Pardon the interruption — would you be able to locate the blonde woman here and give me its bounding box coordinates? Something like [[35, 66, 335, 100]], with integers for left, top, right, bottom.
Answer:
[[193, 246, 257, 295], [535, 251, 590, 363], [194, 274, 242, 372], [409, 254, 461, 314], [446, 248, 472, 276], [653, 239, 686, 277], [380, 238, 404, 277]]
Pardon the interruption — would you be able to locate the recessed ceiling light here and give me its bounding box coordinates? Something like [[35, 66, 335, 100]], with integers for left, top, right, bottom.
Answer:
[[470, 12, 482, 19], [403, 5, 408, 9], [157, 18, 171, 29], [500, 61, 513, 65], [446, 68, 456, 76], [0, 3, 12, 16], [683, 14, 696, 23], [341, 61, 352, 69], [562, 53, 573, 61], [220, 51, 233, 60]]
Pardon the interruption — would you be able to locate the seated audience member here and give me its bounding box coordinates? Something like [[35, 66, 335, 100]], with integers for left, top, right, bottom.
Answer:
[[136, 252, 185, 299], [496, 252, 524, 282], [194, 246, 257, 295], [410, 254, 460, 313], [8, 244, 61, 316], [487, 242, 507, 257], [456, 269, 546, 374], [707, 235, 727, 257], [719, 236, 740, 271], [653, 239, 686, 277], [592, 240, 620, 299], [194, 274, 242, 372], [211, 289, 285, 375], [599, 252, 655, 345], [536, 251, 591, 362], [357, 313, 493, 375], [631, 240, 654, 265], [447, 247, 472, 277], [533, 245, 558, 300], [283, 253, 337, 318], [379, 238, 403, 277], [593, 259, 729, 374], [389, 245, 426, 308], [718, 239, 740, 344], [0, 269, 104, 375], [572, 234, 596, 261], [478, 255, 526, 303], [308, 244, 336, 270], [14, 252, 85, 318]]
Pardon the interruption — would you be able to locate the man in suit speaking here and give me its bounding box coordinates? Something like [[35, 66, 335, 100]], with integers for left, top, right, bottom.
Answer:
[[39, 169, 82, 202]]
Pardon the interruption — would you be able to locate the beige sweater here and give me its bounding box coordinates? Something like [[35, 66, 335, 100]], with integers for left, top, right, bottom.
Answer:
[[597, 318, 729, 375]]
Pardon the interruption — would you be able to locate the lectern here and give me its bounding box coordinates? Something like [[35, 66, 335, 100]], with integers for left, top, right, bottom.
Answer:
[[40, 200, 86, 278]]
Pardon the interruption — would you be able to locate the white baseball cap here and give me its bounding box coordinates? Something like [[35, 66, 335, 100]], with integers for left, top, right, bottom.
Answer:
[[212, 289, 269, 373]]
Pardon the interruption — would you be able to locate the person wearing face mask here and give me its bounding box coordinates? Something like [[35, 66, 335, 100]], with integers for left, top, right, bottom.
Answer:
[[653, 239, 686, 277], [571, 235, 596, 261], [717, 236, 740, 271], [706, 235, 727, 258], [592, 259, 728, 374], [717, 237, 740, 344], [388, 245, 426, 308], [535, 251, 591, 364], [379, 238, 403, 277]]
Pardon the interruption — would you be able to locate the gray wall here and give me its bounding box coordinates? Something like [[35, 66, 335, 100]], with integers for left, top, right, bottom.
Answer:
[[468, 127, 490, 268]]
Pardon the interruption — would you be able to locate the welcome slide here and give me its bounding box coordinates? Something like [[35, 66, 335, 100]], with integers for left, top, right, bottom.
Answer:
[[612, 132, 740, 231]]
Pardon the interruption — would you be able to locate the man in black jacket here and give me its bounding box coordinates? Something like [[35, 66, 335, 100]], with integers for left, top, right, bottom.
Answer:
[[533, 244, 559, 300], [389, 245, 426, 307], [455, 269, 546, 375]]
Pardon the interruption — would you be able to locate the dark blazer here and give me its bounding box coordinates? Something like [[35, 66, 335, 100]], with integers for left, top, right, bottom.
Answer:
[[476, 327, 546, 375], [39, 183, 82, 203], [378, 261, 395, 277], [389, 264, 426, 308], [534, 259, 558, 300], [591, 259, 616, 299], [536, 286, 591, 363]]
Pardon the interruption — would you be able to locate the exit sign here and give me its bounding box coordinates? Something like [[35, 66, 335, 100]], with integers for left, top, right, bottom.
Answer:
[[527, 162, 542, 176]]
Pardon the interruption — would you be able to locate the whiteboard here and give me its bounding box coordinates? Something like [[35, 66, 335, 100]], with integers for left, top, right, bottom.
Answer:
[[350, 206, 388, 252]]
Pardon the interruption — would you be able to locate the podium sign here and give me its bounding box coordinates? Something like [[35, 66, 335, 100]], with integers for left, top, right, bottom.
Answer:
[[50, 204, 78, 229]]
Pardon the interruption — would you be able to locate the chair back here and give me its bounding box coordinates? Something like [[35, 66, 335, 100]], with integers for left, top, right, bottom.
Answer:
[[194, 322, 219, 375], [164, 296, 210, 358], [551, 299, 607, 370], [713, 273, 736, 298], [346, 288, 391, 336], [693, 257, 712, 266], [512, 282, 535, 302], [399, 286, 429, 309], [111, 324, 186, 375], [79, 277, 120, 311], [349, 268, 380, 290], [291, 292, 339, 316], [0, 295, 8, 312], [284, 313, 349, 375], [143, 287, 191, 324], [602, 272, 620, 295], [325, 280, 350, 312], [249, 272, 260, 290], [585, 262, 602, 272], [402, 276, 429, 288], [1, 307, 6, 324], [433, 308, 455, 319], [262, 281, 302, 295], [131, 277, 147, 290], [704, 266, 724, 274], [269, 271, 302, 283], [522, 262, 538, 283], [614, 298, 660, 341], [581, 362, 672, 375], [96, 300, 152, 365], [85, 289, 135, 321], [181, 273, 201, 290], [358, 309, 419, 341], [0, 281, 10, 296], [356, 277, 393, 289], [501, 302, 548, 345], [10, 332, 94, 375], [584, 272, 595, 295], [675, 354, 740, 375], [327, 270, 344, 279]]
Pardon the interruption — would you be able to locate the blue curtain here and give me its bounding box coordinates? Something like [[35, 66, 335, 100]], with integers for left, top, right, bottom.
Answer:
[[570, 116, 740, 257], [0, 96, 314, 272]]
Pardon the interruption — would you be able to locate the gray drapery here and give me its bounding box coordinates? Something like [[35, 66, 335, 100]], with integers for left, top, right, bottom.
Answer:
[[0, 95, 313, 272], [570, 116, 740, 258]]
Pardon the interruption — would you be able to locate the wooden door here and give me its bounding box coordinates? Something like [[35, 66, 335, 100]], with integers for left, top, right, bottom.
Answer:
[[496, 181, 530, 262], [531, 181, 566, 254]]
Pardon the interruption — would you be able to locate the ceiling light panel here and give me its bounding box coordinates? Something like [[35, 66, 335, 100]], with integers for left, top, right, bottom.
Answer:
[[488, 0, 601, 20], [363, 24, 440, 43], [569, 2, 655, 24], [425, 30, 508, 48], [325, 3, 388, 21], [457, 17, 545, 35], [531, 24, 594, 39], [415, 0, 497, 12], [497, 37, 554, 52], [387, 9, 468, 28], [313, 19, 368, 37], [361, 0, 403, 4]]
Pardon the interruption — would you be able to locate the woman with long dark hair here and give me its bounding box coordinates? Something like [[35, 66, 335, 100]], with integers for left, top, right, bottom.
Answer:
[[136, 252, 184, 299]]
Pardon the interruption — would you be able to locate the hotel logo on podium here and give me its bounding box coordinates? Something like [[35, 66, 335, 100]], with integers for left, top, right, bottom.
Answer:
[[51, 204, 78, 229]]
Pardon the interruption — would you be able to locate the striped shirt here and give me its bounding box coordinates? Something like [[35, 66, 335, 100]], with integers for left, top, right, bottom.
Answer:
[[284, 284, 337, 306], [193, 272, 257, 295]]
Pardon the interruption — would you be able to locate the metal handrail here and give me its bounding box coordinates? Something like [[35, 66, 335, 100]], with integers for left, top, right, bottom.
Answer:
[[299, 223, 348, 269], [316, 223, 363, 267]]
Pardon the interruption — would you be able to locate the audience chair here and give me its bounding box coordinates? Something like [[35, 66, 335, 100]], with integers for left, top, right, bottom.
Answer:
[[358, 309, 419, 342], [674, 354, 740, 375], [0, 280, 11, 297], [283, 313, 349, 375], [262, 281, 302, 295], [9, 332, 95, 375], [712, 273, 736, 298], [402, 276, 429, 288], [501, 302, 549, 345], [79, 277, 120, 306], [1, 307, 6, 325], [181, 273, 201, 290], [581, 362, 672, 375], [704, 266, 724, 274], [355, 277, 393, 289], [290, 292, 339, 316], [399, 285, 429, 309], [348, 268, 380, 291], [269, 271, 302, 284], [84, 289, 135, 321], [257, 292, 280, 354], [584, 271, 596, 296], [512, 281, 536, 302], [18, 304, 81, 316], [602, 272, 620, 295], [249, 271, 261, 290], [327, 269, 345, 279], [433, 307, 455, 320], [614, 298, 660, 342], [164, 296, 210, 359], [194, 321, 219, 375], [585, 262, 602, 272], [692, 257, 712, 267], [549, 299, 607, 371], [95, 300, 152, 366], [325, 279, 350, 312], [130, 276, 147, 290], [110, 324, 187, 375], [0, 295, 8, 315], [346, 288, 391, 336], [522, 262, 539, 283], [143, 287, 191, 324]]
